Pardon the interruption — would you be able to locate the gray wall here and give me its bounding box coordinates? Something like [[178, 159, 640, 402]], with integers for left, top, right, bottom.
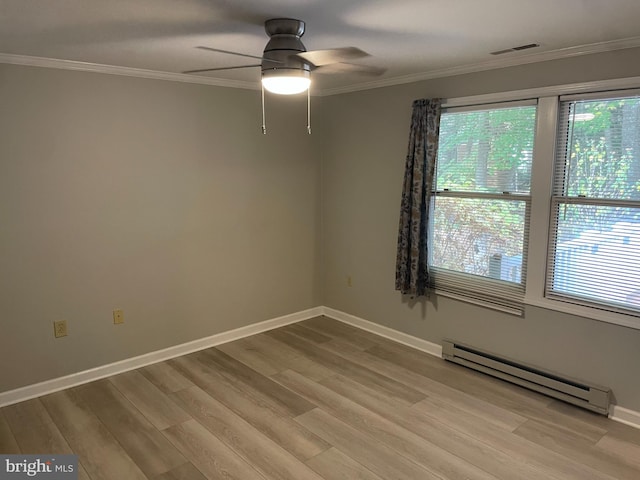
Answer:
[[320, 47, 640, 411], [0, 64, 322, 392], [3, 46, 640, 412]]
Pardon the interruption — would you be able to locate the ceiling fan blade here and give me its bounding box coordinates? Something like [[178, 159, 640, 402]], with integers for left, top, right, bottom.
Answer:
[[196, 46, 285, 66], [196, 46, 266, 61], [294, 47, 370, 67], [183, 64, 261, 74], [314, 63, 387, 76]]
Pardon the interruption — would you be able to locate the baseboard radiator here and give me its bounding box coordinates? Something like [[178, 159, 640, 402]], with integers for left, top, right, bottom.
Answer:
[[442, 340, 611, 415]]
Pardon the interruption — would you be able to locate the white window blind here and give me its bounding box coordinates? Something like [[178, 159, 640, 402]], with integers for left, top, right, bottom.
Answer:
[[431, 102, 537, 313], [546, 93, 640, 316]]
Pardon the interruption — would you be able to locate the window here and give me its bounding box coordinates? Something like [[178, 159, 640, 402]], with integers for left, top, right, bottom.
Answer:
[[425, 81, 640, 328], [430, 102, 537, 313], [546, 93, 640, 316]]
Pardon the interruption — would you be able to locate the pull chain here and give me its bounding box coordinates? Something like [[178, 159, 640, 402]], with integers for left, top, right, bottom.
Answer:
[[307, 87, 312, 135], [261, 83, 267, 135], [261, 81, 311, 135]]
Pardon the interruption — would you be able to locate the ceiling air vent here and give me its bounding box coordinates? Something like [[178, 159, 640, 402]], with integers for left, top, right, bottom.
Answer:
[[491, 43, 540, 55]]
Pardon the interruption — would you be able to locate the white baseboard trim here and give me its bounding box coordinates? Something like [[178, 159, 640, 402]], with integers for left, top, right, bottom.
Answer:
[[609, 405, 640, 430], [0, 307, 323, 408], [321, 307, 443, 358], [4, 304, 638, 431]]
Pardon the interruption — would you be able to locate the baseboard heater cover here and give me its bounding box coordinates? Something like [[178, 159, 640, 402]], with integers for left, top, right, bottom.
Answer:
[[441, 340, 611, 415]]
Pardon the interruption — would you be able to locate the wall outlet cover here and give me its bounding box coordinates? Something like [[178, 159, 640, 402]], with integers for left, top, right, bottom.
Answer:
[[53, 320, 68, 338], [113, 309, 124, 324]]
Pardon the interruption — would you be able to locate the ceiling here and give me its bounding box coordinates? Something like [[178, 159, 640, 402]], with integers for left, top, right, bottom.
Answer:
[[2, 0, 640, 94]]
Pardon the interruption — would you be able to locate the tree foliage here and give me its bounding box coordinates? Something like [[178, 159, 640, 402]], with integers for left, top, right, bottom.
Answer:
[[431, 98, 640, 282], [562, 97, 640, 233], [432, 198, 525, 279], [566, 98, 640, 200], [432, 106, 535, 281], [436, 106, 536, 193]]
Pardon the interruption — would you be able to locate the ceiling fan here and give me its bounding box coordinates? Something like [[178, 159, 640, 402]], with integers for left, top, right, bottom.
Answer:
[[182, 18, 385, 134], [184, 18, 385, 94]]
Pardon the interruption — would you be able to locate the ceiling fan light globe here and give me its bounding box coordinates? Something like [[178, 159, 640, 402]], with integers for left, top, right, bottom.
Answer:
[[262, 73, 310, 95]]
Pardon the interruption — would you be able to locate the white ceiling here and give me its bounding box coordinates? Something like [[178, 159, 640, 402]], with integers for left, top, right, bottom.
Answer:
[[2, 0, 640, 94]]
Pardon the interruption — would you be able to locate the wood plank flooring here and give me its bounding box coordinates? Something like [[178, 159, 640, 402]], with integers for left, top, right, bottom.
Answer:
[[2, 316, 640, 480]]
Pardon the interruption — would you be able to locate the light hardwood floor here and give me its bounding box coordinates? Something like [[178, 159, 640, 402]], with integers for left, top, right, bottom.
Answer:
[[2, 316, 640, 480]]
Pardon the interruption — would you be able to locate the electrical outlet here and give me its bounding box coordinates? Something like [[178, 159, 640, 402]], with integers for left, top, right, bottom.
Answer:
[[53, 320, 67, 338], [347, 275, 353, 287], [113, 309, 124, 325]]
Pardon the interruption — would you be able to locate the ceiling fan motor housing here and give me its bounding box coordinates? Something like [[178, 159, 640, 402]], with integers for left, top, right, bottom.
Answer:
[[262, 18, 311, 75]]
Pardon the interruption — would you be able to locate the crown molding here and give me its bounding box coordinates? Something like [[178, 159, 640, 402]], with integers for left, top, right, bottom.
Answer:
[[2, 35, 640, 97], [0, 53, 258, 91], [319, 36, 640, 96]]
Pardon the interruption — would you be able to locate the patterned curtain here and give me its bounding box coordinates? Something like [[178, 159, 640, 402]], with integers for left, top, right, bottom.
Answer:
[[395, 98, 442, 296]]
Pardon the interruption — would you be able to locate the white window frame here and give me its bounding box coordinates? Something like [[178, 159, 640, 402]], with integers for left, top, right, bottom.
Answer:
[[438, 76, 640, 331]]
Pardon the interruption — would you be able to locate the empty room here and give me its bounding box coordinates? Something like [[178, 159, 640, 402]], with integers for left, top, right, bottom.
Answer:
[[1, 1, 640, 479]]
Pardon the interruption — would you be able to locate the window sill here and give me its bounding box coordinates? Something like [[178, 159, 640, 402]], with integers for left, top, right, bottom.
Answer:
[[433, 289, 640, 330], [524, 297, 640, 331]]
